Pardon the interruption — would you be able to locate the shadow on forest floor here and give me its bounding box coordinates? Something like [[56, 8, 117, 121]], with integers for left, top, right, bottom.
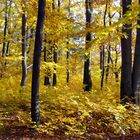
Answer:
[[0, 113, 140, 140]]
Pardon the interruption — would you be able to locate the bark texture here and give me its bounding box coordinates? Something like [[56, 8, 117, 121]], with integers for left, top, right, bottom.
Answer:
[[31, 0, 46, 125], [120, 0, 132, 102], [83, 0, 92, 91], [2, 0, 8, 57], [21, 8, 27, 86], [132, 0, 140, 104]]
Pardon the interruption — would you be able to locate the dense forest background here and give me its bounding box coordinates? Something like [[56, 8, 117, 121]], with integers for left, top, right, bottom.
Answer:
[[0, 0, 140, 139]]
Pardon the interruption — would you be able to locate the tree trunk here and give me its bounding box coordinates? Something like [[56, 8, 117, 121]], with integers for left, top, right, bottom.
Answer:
[[120, 0, 132, 102], [105, 45, 111, 82], [100, 3, 107, 89], [58, 0, 60, 11], [66, 47, 70, 83], [44, 45, 51, 86], [132, 0, 140, 104], [105, 1, 112, 83], [6, 0, 12, 56], [21, 7, 27, 86], [52, 0, 60, 86], [100, 45, 105, 90], [52, 44, 57, 86], [2, 0, 8, 57], [83, 0, 92, 92], [114, 46, 119, 83], [44, 34, 51, 86], [66, 0, 70, 84], [31, 0, 46, 125]]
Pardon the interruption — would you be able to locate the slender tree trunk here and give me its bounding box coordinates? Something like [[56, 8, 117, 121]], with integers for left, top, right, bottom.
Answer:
[[100, 4, 107, 89], [132, 0, 140, 104], [52, 0, 55, 9], [105, 4, 111, 82], [2, 0, 8, 57], [66, 0, 70, 83], [43, 0, 54, 86], [52, 43, 57, 86], [31, 0, 46, 125], [52, 0, 60, 86], [83, 0, 92, 92], [21, 7, 27, 86], [114, 46, 119, 83], [66, 46, 70, 83], [58, 0, 60, 11], [100, 45, 105, 89], [6, 0, 12, 56], [52, 0, 56, 86], [44, 34, 51, 86], [105, 45, 111, 82], [2, 0, 12, 69], [44, 46, 47, 85], [105, 0, 112, 83], [114, 11, 122, 83], [120, 0, 132, 102], [6, 41, 10, 56]]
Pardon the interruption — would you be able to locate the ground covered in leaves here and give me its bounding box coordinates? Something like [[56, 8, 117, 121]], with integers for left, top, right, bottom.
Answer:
[[0, 109, 140, 140], [0, 76, 140, 139]]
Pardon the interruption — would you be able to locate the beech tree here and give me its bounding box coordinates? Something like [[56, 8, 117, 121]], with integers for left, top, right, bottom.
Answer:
[[52, 0, 58, 86], [105, 3, 112, 83], [66, 0, 71, 84], [21, 1, 27, 86], [31, 0, 46, 125], [2, 0, 8, 57], [120, 0, 132, 102], [100, 3, 107, 89], [83, 0, 92, 91], [132, 0, 140, 104]]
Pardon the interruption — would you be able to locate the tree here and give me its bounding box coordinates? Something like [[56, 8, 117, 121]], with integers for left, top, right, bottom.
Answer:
[[52, 42, 57, 86], [83, 0, 92, 91], [2, 0, 8, 57], [132, 0, 140, 104], [21, 1, 27, 86], [105, 3, 112, 83], [100, 3, 107, 89], [44, 34, 51, 86], [52, 0, 58, 86], [31, 0, 46, 125], [66, 0, 71, 84], [120, 0, 132, 102]]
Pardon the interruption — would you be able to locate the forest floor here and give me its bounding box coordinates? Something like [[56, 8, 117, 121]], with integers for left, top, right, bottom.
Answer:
[[0, 80, 140, 140], [0, 113, 140, 140]]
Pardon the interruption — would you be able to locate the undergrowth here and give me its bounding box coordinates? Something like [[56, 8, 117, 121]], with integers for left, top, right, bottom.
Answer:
[[0, 71, 140, 139]]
